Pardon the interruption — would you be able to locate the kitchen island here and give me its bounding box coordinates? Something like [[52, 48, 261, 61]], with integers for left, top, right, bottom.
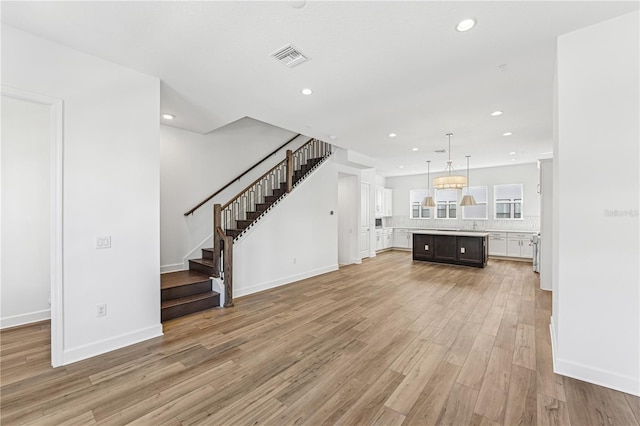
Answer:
[[412, 230, 489, 268]]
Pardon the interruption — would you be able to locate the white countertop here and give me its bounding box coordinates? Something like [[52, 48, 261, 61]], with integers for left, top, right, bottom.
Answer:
[[385, 227, 538, 234], [411, 229, 490, 237]]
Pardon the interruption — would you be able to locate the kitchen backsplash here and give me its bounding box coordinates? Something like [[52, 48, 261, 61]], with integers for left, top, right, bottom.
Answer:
[[386, 215, 540, 231]]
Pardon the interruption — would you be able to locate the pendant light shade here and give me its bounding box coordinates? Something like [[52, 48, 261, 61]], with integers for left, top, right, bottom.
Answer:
[[423, 160, 436, 207], [460, 155, 477, 206], [433, 133, 467, 190]]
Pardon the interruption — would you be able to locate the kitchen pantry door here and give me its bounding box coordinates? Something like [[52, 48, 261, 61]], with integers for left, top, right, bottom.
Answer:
[[360, 183, 370, 259]]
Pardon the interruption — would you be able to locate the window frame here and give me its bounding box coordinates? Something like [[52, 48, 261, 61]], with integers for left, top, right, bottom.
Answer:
[[409, 189, 433, 219], [435, 189, 458, 220], [494, 184, 524, 220], [462, 186, 489, 220]]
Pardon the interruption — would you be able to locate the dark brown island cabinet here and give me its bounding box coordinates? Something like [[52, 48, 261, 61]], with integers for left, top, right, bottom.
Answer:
[[412, 232, 488, 268]]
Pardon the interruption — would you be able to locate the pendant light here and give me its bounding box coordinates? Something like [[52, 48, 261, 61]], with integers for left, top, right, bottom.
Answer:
[[460, 155, 477, 206], [433, 133, 467, 189], [422, 160, 436, 207]]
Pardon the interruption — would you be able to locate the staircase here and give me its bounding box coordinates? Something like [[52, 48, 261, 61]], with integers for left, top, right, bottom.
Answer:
[[161, 139, 332, 322]]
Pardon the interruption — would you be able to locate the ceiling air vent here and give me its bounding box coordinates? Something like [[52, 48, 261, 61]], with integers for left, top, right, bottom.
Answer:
[[434, 149, 448, 154], [271, 44, 309, 68]]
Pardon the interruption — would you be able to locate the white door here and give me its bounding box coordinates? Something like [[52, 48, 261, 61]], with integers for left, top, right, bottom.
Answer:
[[360, 183, 370, 259], [1, 87, 63, 367]]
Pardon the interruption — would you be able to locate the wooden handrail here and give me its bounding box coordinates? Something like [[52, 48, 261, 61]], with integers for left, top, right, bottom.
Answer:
[[222, 158, 286, 210], [184, 133, 303, 216]]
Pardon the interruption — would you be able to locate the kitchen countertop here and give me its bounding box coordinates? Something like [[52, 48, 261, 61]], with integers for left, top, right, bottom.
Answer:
[[384, 227, 538, 234], [411, 229, 490, 237]]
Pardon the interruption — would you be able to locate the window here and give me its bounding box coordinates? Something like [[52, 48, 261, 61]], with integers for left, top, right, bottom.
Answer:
[[435, 189, 458, 219], [494, 184, 523, 219], [462, 186, 488, 220], [409, 189, 433, 219]]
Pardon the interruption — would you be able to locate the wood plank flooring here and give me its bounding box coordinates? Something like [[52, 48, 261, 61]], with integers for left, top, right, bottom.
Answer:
[[2, 251, 639, 425]]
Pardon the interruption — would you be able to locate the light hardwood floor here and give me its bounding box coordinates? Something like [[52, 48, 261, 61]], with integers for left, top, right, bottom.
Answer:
[[2, 251, 639, 425]]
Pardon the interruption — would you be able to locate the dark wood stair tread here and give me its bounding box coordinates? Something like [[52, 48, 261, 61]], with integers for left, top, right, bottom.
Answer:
[[189, 258, 214, 267], [161, 291, 220, 309], [161, 270, 211, 290]]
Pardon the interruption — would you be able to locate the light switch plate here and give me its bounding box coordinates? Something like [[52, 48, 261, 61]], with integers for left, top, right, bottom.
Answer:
[[96, 236, 111, 249], [460, 247, 466, 254]]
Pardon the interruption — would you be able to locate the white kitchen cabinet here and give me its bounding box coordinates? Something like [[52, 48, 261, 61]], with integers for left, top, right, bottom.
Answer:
[[507, 232, 535, 258], [375, 230, 383, 251], [393, 229, 411, 249], [488, 232, 507, 256], [375, 187, 393, 218], [375, 187, 384, 218], [383, 188, 393, 217], [383, 229, 392, 249]]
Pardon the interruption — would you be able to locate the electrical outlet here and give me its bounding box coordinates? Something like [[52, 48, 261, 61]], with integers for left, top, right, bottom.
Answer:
[[96, 236, 111, 249], [460, 247, 466, 254], [97, 304, 107, 317]]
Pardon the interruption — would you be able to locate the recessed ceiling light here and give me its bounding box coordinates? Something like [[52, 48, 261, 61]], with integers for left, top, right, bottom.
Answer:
[[511, 158, 517, 161], [329, 135, 337, 140], [509, 151, 516, 155], [162, 113, 175, 120], [398, 165, 404, 169], [389, 133, 397, 138], [456, 18, 477, 32], [412, 147, 419, 151], [301, 88, 313, 95], [490, 110, 503, 116], [503, 132, 513, 136]]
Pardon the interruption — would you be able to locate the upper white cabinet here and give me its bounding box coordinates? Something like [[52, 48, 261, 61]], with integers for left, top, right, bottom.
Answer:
[[375, 186, 393, 217], [383, 188, 393, 217]]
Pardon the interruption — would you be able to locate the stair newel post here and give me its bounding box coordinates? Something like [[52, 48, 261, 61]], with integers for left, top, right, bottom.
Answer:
[[224, 235, 234, 307], [213, 204, 221, 277], [286, 149, 293, 193]]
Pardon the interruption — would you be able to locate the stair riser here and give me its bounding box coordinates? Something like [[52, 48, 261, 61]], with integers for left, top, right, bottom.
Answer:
[[161, 294, 220, 321], [162, 280, 212, 302], [188, 260, 215, 276], [264, 195, 280, 203], [202, 249, 214, 260], [246, 211, 261, 220], [236, 220, 252, 229], [256, 203, 272, 212]]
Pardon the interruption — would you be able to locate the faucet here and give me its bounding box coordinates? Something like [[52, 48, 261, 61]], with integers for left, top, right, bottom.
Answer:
[[473, 221, 477, 230]]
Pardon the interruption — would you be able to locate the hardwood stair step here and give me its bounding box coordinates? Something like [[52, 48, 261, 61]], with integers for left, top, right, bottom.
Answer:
[[264, 194, 281, 203], [161, 270, 210, 289], [246, 211, 261, 220], [161, 291, 220, 322], [255, 202, 273, 212], [236, 219, 252, 230], [226, 229, 243, 239], [161, 270, 212, 301], [201, 247, 214, 260], [188, 258, 215, 276]]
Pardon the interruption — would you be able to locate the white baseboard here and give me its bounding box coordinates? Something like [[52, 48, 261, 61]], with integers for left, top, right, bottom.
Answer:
[[234, 264, 339, 298], [62, 324, 163, 366], [1, 309, 51, 329], [160, 263, 185, 274], [550, 318, 639, 396]]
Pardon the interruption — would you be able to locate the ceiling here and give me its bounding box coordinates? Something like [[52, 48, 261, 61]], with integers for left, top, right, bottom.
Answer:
[[2, 1, 637, 176]]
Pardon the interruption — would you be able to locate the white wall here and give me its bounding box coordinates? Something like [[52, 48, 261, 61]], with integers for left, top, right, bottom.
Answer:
[[2, 26, 162, 364], [1, 96, 52, 328], [160, 120, 303, 271], [554, 11, 639, 396], [232, 160, 338, 297], [385, 162, 541, 231]]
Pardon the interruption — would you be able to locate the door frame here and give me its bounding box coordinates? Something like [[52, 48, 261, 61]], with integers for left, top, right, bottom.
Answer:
[[2, 86, 64, 367]]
